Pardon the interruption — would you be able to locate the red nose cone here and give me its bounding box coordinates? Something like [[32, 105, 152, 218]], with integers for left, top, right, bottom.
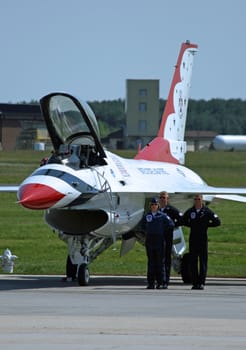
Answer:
[[18, 183, 65, 209]]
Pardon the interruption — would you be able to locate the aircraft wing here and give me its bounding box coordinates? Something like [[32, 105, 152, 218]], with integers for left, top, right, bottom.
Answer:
[[0, 185, 19, 192], [163, 185, 246, 200], [174, 184, 246, 198], [213, 194, 246, 203]]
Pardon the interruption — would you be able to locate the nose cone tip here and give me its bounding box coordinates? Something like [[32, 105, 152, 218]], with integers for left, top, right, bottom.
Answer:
[[18, 183, 65, 209]]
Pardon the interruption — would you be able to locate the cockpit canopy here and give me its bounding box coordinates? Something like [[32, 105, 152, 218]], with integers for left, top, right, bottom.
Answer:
[[40, 92, 107, 168]]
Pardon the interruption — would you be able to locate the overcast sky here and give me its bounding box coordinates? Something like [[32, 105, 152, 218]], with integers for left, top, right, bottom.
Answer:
[[1, 0, 246, 103]]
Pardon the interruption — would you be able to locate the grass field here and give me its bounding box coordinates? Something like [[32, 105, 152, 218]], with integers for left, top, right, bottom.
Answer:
[[0, 150, 246, 278]]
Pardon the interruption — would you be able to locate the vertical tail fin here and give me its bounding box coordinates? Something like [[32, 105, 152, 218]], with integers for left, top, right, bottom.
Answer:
[[135, 41, 198, 164]]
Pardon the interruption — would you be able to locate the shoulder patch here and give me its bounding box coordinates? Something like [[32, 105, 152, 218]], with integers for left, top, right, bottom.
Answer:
[[146, 214, 153, 222]]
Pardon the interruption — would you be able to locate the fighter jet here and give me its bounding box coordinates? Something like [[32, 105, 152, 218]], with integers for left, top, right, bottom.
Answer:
[[3, 41, 246, 285]]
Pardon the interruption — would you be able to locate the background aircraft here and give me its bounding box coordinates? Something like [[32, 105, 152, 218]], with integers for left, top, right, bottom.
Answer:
[[212, 134, 246, 151], [2, 41, 246, 285]]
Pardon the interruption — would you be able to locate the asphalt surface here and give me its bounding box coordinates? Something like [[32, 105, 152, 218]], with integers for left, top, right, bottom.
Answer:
[[0, 274, 245, 349]]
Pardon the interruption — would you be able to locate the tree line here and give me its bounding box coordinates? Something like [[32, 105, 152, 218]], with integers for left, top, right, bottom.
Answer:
[[89, 98, 246, 137], [187, 99, 246, 134], [20, 98, 246, 137]]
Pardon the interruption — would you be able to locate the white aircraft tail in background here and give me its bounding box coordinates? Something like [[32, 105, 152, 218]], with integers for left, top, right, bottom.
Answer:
[[212, 135, 246, 151]]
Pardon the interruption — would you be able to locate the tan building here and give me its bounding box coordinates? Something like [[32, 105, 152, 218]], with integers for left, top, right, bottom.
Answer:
[[0, 104, 45, 150], [125, 79, 159, 149], [185, 130, 217, 151]]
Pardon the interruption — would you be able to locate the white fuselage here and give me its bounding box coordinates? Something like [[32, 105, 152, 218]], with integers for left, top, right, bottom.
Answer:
[[19, 150, 205, 237], [18, 149, 246, 238]]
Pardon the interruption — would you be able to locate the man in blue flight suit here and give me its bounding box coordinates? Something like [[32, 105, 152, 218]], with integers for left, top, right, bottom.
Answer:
[[142, 197, 174, 289], [182, 194, 221, 290], [159, 191, 183, 286]]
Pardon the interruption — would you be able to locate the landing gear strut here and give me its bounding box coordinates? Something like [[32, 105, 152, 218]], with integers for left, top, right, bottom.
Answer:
[[58, 231, 113, 286], [66, 255, 77, 281]]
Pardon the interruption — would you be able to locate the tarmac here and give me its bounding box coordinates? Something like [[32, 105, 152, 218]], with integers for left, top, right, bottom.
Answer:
[[0, 274, 245, 349]]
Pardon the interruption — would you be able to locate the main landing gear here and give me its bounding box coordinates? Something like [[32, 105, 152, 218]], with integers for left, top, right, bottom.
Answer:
[[59, 232, 113, 286]]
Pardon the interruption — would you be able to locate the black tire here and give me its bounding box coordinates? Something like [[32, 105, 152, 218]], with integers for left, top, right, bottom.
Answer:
[[66, 255, 77, 279], [78, 264, 90, 286], [181, 252, 192, 284]]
